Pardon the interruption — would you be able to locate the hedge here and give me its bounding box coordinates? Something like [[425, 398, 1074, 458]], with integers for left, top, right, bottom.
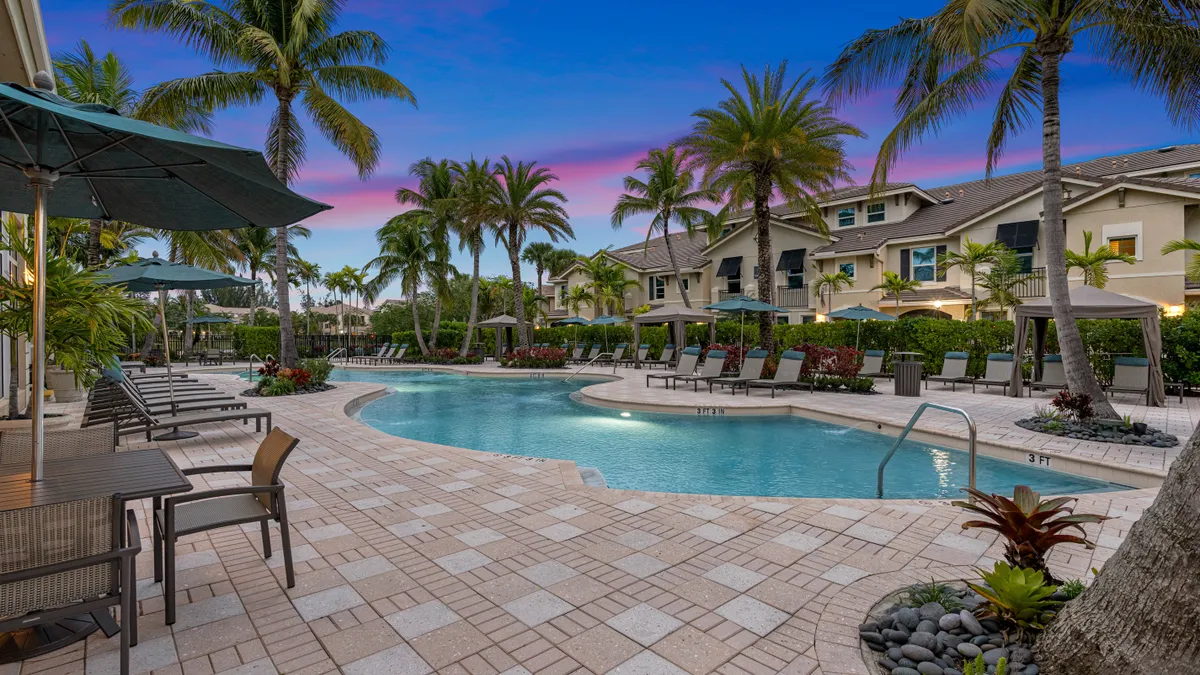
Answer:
[[232, 326, 280, 359]]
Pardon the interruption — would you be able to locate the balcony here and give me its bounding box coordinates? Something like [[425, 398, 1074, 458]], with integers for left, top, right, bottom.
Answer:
[[995, 267, 1047, 298], [775, 285, 809, 308], [718, 289, 750, 301]]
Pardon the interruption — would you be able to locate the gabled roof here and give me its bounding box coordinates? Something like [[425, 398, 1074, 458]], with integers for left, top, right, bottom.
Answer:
[[604, 231, 712, 272], [1062, 175, 1200, 212], [704, 217, 835, 256]]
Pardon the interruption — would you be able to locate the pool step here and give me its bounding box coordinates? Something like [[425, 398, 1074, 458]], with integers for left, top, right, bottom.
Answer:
[[578, 467, 607, 488]]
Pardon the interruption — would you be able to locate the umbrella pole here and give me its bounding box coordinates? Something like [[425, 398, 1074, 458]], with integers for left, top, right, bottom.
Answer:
[[27, 169, 55, 481], [855, 320, 861, 352], [155, 287, 197, 441]]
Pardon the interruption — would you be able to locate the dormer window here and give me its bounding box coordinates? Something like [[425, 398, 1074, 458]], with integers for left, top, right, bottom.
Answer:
[[837, 206, 856, 227], [867, 202, 886, 223]]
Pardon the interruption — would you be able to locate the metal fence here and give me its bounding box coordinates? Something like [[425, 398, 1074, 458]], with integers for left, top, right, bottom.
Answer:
[[153, 334, 388, 359]]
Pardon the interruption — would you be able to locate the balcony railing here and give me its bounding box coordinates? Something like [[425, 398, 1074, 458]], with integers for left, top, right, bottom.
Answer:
[[718, 289, 749, 301], [775, 285, 809, 308], [995, 267, 1046, 298]]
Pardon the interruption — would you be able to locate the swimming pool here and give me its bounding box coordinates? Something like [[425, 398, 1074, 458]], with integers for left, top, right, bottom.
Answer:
[[332, 370, 1122, 499]]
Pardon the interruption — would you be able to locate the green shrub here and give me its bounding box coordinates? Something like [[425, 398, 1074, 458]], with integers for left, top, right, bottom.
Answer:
[[233, 326, 279, 358], [968, 562, 1060, 641], [901, 579, 964, 611], [1058, 578, 1086, 600], [261, 376, 296, 396], [299, 357, 334, 385]]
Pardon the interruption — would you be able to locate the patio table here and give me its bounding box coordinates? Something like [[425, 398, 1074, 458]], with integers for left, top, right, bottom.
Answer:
[[0, 448, 191, 663]]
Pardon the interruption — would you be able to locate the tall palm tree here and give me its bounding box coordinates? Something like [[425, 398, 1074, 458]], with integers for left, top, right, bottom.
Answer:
[[871, 270, 922, 316], [112, 0, 418, 367], [611, 147, 721, 308], [821, 3, 1200, 420], [364, 216, 455, 355], [449, 158, 496, 356], [322, 269, 347, 339], [562, 285, 595, 318], [1066, 231, 1136, 289], [485, 157, 573, 346], [294, 259, 321, 333], [1162, 239, 1200, 284], [937, 238, 1013, 320], [53, 39, 212, 266], [546, 248, 580, 280], [521, 242, 556, 292], [140, 230, 241, 354], [489, 277, 514, 315], [396, 159, 456, 348], [234, 225, 309, 326], [811, 268, 854, 314], [682, 62, 864, 352]]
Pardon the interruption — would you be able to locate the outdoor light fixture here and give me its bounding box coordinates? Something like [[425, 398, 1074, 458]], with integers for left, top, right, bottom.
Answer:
[[815, 313, 827, 323], [933, 300, 944, 310], [1166, 304, 1185, 317]]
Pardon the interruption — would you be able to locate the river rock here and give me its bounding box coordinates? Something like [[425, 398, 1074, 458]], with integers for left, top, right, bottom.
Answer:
[[1010, 647, 1033, 663], [983, 648, 1009, 666], [901, 644, 937, 663], [919, 602, 947, 621], [944, 670, 962, 675], [883, 629, 909, 644], [938, 613, 961, 631], [959, 610, 984, 636], [941, 633, 963, 649], [891, 669, 920, 675], [878, 614, 896, 630], [888, 647, 903, 662], [971, 635, 991, 646], [956, 643, 982, 659], [916, 662, 943, 675], [876, 657, 897, 671], [860, 621, 879, 633], [1024, 666, 1039, 675], [860, 631, 885, 646], [898, 658, 918, 668], [907, 632, 938, 651], [980, 619, 1001, 633], [896, 608, 920, 630], [916, 620, 939, 634]]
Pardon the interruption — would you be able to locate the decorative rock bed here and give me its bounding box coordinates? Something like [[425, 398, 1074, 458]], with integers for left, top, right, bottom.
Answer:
[[1016, 416, 1178, 447], [241, 383, 336, 397], [860, 582, 1041, 675]]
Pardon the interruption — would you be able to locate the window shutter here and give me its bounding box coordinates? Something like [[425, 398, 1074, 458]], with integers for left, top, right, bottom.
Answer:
[[936, 245, 947, 281], [900, 249, 910, 280]]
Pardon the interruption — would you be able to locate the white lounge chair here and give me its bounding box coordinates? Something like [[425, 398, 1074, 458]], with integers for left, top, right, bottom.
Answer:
[[673, 350, 729, 391], [861, 350, 889, 379]]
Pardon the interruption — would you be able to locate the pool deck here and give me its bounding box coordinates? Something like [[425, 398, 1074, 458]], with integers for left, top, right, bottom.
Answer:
[[15, 366, 1181, 675]]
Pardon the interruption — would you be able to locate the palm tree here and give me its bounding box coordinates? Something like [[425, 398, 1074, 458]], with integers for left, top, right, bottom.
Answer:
[[611, 147, 720, 308], [522, 286, 549, 326], [575, 253, 640, 315], [521, 242, 557, 292], [821, 3, 1200, 420], [937, 238, 1013, 320], [605, 275, 643, 316], [294, 259, 321, 334], [450, 158, 496, 356], [322, 270, 347, 339], [546, 248, 580, 280], [396, 159, 456, 347], [811, 268, 854, 313], [144, 230, 241, 355], [1065, 231, 1136, 289], [488, 277, 514, 315], [53, 39, 212, 266], [484, 157, 573, 347], [1163, 239, 1200, 284], [562, 285, 595, 318], [112, 0, 418, 367], [364, 217, 454, 355], [976, 258, 1025, 318], [682, 62, 864, 352], [871, 270, 922, 316], [233, 225, 309, 326]]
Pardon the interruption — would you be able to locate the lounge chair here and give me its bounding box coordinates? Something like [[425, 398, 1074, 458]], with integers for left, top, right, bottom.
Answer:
[[567, 343, 585, 361], [620, 344, 649, 368], [1106, 356, 1151, 404], [603, 344, 627, 363], [673, 350, 729, 391], [382, 344, 409, 363], [354, 343, 391, 364], [570, 344, 602, 364], [85, 380, 246, 428], [647, 347, 700, 387], [926, 352, 972, 391], [746, 350, 813, 397], [642, 344, 675, 369], [860, 350, 890, 379], [972, 353, 1014, 394], [711, 349, 769, 394], [154, 428, 299, 625], [119, 360, 146, 373], [360, 343, 397, 364], [1027, 354, 1067, 396], [111, 384, 272, 442]]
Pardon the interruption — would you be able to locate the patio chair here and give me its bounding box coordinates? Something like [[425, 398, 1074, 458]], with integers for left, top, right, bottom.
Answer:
[[567, 344, 585, 361], [972, 353, 1014, 394], [746, 350, 813, 397], [1, 495, 140, 674], [154, 428, 300, 625], [647, 347, 700, 387], [926, 352, 972, 391], [599, 343, 627, 364], [358, 344, 396, 365], [673, 350, 729, 391], [860, 350, 890, 379], [0, 424, 117, 465], [570, 344, 602, 364], [1106, 356, 1151, 404], [111, 384, 272, 442], [642, 344, 675, 369], [84, 380, 246, 429], [711, 350, 769, 394], [620, 344, 649, 368], [1027, 355, 1067, 396], [383, 344, 409, 363], [200, 349, 223, 366]]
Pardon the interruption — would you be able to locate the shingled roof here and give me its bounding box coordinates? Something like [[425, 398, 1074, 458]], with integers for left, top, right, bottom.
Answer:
[[603, 231, 712, 271]]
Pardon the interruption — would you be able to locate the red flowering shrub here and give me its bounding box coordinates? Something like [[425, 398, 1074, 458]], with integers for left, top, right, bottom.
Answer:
[[790, 344, 862, 377], [501, 347, 567, 368], [257, 357, 281, 377], [279, 368, 312, 388]]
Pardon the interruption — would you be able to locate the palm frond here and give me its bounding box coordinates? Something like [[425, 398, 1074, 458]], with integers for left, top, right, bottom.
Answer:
[[313, 65, 416, 105], [108, 0, 243, 67]]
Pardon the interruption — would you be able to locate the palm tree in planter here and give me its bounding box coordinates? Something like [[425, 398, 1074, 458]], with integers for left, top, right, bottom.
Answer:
[[611, 146, 722, 308], [365, 217, 454, 355], [871, 270, 922, 316], [682, 62, 864, 352], [937, 239, 1013, 321], [112, 0, 418, 367], [1162, 238, 1200, 284], [811, 267, 854, 314], [1066, 231, 1135, 289]]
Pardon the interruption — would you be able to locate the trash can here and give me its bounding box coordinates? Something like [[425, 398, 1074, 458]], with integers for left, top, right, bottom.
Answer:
[[894, 361, 923, 397]]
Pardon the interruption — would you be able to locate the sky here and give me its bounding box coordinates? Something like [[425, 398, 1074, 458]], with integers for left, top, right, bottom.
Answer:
[[42, 0, 1198, 304]]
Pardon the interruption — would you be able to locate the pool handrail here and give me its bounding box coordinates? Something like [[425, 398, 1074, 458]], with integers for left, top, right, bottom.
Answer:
[[328, 347, 347, 362], [246, 353, 275, 382], [877, 402, 976, 501], [564, 352, 615, 382]]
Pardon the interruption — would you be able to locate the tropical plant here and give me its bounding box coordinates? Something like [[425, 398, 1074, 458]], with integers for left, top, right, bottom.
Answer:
[[575, 253, 641, 315], [483, 157, 573, 346], [952, 485, 1109, 583], [820, 2, 1200, 420], [1050, 390, 1094, 422], [488, 276, 514, 315], [901, 579, 964, 612], [562, 285, 595, 318], [1058, 578, 1086, 600], [871, 270, 922, 316], [611, 146, 721, 307], [1162, 238, 1200, 283], [683, 61, 863, 352], [294, 258, 321, 333], [1065, 231, 1135, 289], [396, 159, 457, 346], [976, 255, 1026, 318], [364, 215, 455, 355], [522, 286, 549, 326], [450, 158, 497, 356], [112, 0, 418, 367], [936, 238, 1013, 320], [969, 562, 1060, 641], [545, 248, 580, 279], [811, 267, 854, 312], [962, 654, 1007, 675], [521, 241, 557, 292]]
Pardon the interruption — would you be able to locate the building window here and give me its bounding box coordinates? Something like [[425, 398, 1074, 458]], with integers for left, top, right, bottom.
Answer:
[[727, 271, 742, 294], [1108, 236, 1137, 257], [911, 246, 937, 281], [839, 262, 856, 279], [649, 275, 665, 300], [1014, 246, 1034, 274], [866, 202, 885, 223], [837, 206, 856, 227], [786, 266, 804, 289], [681, 278, 689, 291]]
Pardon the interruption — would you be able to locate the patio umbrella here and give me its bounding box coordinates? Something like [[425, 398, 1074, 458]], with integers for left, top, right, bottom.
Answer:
[[100, 256, 256, 439], [187, 315, 234, 351], [702, 295, 786, 354], [552, 316, 589, 346], [827, 304, 897, 351], [0, 76, 329, 478], [588, 315, 626, 352]]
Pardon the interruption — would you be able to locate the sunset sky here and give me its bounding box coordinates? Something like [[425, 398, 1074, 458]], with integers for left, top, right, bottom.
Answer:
[[44, 0, 1195, 303]]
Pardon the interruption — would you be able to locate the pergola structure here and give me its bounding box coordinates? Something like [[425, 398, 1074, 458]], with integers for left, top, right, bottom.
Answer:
[[476, 314, 532, 360], [631, 305, 716, 368], [1009, 285, 1165, 406]]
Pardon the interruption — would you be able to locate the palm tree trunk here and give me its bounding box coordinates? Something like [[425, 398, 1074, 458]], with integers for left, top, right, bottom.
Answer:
[[969, 277, 976, 321], [183, 291, 195, 353], [1038, 47, 1117, 418], [753, 176, 775, 353], [895, 292, 900, 317], [1037, 425, 1200, 673], [87, 219, 103, 267], [270, 93, 299, 367], [508, 226, 529, 347], [662, 220, 692, 307], [461, 245, 482, 357], [8, 335, 20, 418], [431, 298, 441, 349], [305, 280, 311, 334], [410, 290, 429, 355], [248, 269, 258, 327]]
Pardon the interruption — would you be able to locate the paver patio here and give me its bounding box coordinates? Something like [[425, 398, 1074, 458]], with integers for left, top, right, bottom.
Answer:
[[8, 365, 1174, 674]]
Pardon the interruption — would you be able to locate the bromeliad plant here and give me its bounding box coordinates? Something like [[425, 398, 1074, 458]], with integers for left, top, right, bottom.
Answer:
[[953, 485, 1109, 584], [1050, 390, 1094, 422], [968, 562, 1060, 642]]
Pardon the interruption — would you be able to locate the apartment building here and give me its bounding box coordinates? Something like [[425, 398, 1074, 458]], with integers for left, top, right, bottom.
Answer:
[[547, 144, 1200, 323]]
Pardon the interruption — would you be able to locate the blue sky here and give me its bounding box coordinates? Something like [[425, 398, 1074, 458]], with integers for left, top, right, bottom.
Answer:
[[43, 0, 1196, 303]]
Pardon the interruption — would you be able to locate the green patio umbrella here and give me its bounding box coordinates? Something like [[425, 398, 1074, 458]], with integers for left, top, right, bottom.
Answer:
[[702, 295, 786, 354], [552, 316, 589, 347], [0, 76, 329, 479], [187, 315, 235, 352], [588, 315, 626, 352], [827, 304, 897, 351], [100, 256, 255, 440]]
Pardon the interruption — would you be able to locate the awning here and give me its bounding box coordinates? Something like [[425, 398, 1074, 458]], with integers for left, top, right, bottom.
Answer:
[[716, 256, 743, 277], [996, 220, 1039, 249], [776, 248, 806, 271]]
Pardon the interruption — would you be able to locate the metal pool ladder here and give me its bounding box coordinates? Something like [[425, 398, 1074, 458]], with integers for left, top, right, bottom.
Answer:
[[564, 352, 615, 382], [877, 403, 977, 500]]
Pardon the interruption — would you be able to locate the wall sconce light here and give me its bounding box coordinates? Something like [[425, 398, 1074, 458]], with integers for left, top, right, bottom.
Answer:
[[933, 300, 944, 310], [1165, 304, 1184, 317]]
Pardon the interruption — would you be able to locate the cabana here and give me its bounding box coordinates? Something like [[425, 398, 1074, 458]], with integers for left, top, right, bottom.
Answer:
[[1009, 285, 1165, 406], [477, 314, 532, 360], [632, 305, 717, 368]]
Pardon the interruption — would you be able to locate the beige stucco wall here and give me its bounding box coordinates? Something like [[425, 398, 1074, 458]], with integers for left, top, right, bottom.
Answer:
[[704, 223, 829, 310]]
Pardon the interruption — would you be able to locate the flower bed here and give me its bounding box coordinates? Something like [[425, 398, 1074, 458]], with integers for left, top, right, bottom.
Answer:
[[500, 346, 567, 368], [243, 357, 336, 397]]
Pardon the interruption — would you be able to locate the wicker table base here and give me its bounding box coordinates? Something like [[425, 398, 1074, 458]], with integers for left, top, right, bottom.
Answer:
[[0, 614, 101, 663]]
